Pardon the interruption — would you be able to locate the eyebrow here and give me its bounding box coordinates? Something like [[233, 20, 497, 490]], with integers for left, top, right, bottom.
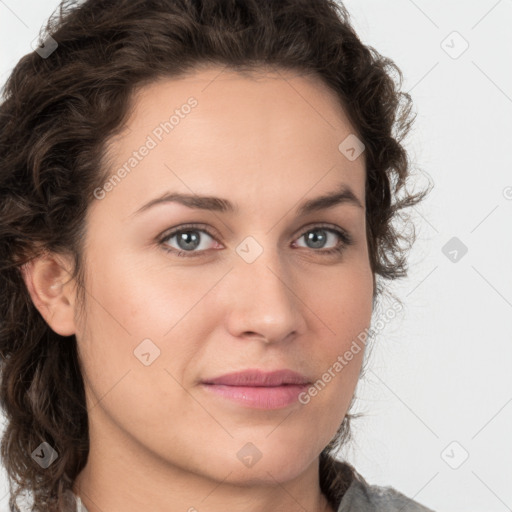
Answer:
[[131, 183, 363, 217]]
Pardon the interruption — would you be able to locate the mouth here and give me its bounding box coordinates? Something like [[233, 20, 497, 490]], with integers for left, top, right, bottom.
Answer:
[[201, 383, 309, 409], [200, 369, 311, 410]]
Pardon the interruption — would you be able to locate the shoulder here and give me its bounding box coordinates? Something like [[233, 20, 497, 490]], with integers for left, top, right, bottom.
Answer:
[[337, 477, 435, 512]]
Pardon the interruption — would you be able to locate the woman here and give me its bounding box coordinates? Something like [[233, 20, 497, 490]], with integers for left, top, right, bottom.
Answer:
[[0, 0, 433, 510]]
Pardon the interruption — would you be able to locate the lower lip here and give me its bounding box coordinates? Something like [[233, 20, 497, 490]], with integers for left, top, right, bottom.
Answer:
[[201, 383, 309, 409]]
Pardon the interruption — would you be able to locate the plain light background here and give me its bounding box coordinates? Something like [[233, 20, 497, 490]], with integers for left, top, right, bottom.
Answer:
[[1, 1, 511, 511]]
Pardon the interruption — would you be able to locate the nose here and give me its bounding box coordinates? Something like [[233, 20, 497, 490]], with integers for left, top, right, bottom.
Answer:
[[223, 249, 307, 345]]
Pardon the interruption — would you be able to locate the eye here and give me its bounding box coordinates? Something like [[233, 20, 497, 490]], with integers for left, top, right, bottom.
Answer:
[[292, 225, 353, 255], [159, 223, 219, 258], [158, 223, 353, 258]]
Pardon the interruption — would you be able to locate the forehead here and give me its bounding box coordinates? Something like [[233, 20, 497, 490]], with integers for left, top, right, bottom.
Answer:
[[97, 65, 366, 219], [128, 65, 355, 137]]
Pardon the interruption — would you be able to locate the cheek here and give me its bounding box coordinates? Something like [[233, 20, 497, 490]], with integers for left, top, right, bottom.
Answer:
[[76, 250, 218, 400], [300, 264, 372, 421], [81, 244, 215, 341], [76, 268, 201, 446], [312, 261, 374, 342]]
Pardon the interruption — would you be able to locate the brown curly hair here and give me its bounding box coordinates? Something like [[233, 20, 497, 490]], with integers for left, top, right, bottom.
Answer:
[[0, 0, 431, 510]]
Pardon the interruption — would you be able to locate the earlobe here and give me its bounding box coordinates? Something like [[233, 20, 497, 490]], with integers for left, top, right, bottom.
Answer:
[[20, 253, 77, 337]]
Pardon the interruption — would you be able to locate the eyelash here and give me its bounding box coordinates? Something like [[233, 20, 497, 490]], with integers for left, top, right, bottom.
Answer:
[[157, 223, 354, 259]]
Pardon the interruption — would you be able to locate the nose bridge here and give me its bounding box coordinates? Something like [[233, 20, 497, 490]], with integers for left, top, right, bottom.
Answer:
[[225, 236, 305, 342]]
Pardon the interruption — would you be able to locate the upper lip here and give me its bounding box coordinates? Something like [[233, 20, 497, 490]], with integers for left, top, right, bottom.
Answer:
[[201, 369, 311, 387]]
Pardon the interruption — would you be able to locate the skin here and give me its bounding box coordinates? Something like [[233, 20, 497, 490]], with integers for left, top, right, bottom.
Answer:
[[22, 65, 374, 512]]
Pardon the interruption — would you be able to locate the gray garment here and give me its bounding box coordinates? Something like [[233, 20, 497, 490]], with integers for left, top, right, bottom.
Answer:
[[337, 478, 435, 511], [67, 480, 435, 512]]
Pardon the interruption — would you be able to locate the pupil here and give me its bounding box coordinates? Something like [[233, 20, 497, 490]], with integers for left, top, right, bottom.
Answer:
[[307, 230, 326, 248], [178, 231, 200, 250]]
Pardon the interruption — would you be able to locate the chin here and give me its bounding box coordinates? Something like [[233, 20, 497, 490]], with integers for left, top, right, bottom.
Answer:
[[175, 433, 319, 487], [222, 457, 313, 487]]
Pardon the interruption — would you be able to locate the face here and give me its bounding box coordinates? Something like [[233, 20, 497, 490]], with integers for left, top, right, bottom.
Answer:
[[72, 66, 374, 486]]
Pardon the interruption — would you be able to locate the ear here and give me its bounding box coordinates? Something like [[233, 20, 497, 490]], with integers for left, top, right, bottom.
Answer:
[[20, 251, 77, 336]]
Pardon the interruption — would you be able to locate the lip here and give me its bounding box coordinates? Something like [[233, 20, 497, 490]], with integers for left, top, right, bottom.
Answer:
[[200, 369, 311, 410], [201, 369, 311, 387]]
